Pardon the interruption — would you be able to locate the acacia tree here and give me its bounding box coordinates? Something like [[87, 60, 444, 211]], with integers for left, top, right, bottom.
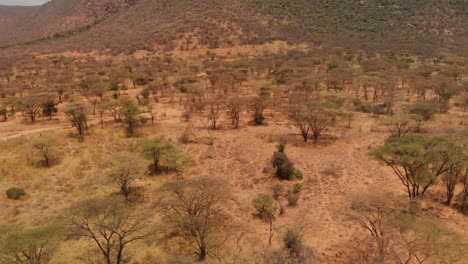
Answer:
[[387, 215, 467, 264], [307, 101, 336, 143], [348, 194, 393, 263], [460, 167, 468, 213], [142, 138, 174, 174], [163, 148, 192, 180], [42, 101, 57, 120], [457, 140, 468, 212], [0, 225, 62, 264], [107, 153, 145, 199], [78, 73, 107, 115], [97, 103, 106, 129], [31, 135, 56, 167], [442, 164, 464, 206], [103, 99, 124, 122], [119, 97, 141, 137], [17, 95, 49, 123], [0, 107, 7, 122], [226, 97, 243, 129], [439, 138, 467, 205], [66, 198, 153, 264], [250, 96, 269, 125], [140, 99, 156, 125], [288, 104, 311, 142], [64, 101, 89, 141], [159, 178, 230, 260], [347, 194, 466, 263], [253, 194, 277, 245], [371, 134, 463, 200], [205, 99, 222, 130], [384, 114, 423, 137]]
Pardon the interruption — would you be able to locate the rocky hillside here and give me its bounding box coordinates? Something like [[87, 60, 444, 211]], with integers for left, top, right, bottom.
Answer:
[[1, 0, 467, 53], [0, 5, 38, 34], [0, 0, 138, 46]]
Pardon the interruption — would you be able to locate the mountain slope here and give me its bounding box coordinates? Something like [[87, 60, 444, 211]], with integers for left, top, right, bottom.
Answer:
[[0, 5, 38, 34], [1, 0, 467, 53], [252, 0, 468, 50], [64, 0, 270, 52], [0, 0, 138, 46]]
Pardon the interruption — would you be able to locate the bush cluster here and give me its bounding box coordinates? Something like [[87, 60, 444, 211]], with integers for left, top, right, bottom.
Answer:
[[272, 144, 303, 181], [6, 187, 26, 200]]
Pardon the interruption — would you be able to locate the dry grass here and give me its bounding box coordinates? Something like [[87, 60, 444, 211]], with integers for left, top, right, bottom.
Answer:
[[0, 51, 467, 263], [1, 95, 466, 263]]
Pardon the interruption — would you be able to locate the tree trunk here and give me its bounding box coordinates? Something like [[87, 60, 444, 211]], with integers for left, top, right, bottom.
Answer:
[[268, 217, 273, 246]]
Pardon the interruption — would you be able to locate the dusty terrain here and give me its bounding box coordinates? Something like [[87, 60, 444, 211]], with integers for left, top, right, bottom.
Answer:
[[1, 79, 467, 263]]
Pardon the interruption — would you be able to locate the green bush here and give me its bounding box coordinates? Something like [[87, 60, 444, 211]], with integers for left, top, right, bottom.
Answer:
[[0, 107, 7, 121], [287, 191, 300, 206], [6, 187, 26, 200], [272, 184, 284, 200], [353, 99, 372, 113], [456, 192, 468, 214], [356, 103, 372, 113], [140, 88, 150, 99], [272, 152, 295, 180], [283, 228, 304, 255], [352, 98, 362, 106], [254, 113, 265, 125], [292, 183, 303, 193], [253, 194, 276, 219], [292, 168, 303, 180], [407, 103, 438, 120], [276, 142, 286, 153], [272, 147, 303, 180], [179, 86, 188, 93]]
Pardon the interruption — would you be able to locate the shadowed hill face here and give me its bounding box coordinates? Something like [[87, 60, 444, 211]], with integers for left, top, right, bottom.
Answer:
[[0, 0, 138, 46], [63, 0, 270, 52], [0, 0, 467, 53], [0, 5, 38, 32]]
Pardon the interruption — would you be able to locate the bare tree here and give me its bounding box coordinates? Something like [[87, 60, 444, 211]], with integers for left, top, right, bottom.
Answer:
[[205, 99, 222, 130], [0, 107, 6, 122], [31, 135, 56, 167], [226, 97, 243, 129], [288, 104, 311, 142], [307, 101, 335, 143], [145, 102, 156, 126], [460, 167, 468, 212], [142, 138, 175, 174], [103, 99, 124, 122], [348, 194, 393, 263], [158, 178, 231, 260], [0, 225, 62, 264], [348, 193, 467, 263], [253, 194, 277, 245], [442, 163, 464, 205], [66, 198, 153, 264], [250, 96, 269, 125], [64, 101, 89, 141], [97, 103, 106, 129], [107, 152, 145, 199], [457, 140, 468, 212], [17, 94, 50, 123]]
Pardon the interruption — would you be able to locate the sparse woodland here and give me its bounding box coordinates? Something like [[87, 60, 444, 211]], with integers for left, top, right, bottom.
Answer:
[[0, 1, 467, 263]]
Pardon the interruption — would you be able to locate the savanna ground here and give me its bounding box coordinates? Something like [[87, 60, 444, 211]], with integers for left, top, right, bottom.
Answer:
[[0, 43, 467, 263]]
